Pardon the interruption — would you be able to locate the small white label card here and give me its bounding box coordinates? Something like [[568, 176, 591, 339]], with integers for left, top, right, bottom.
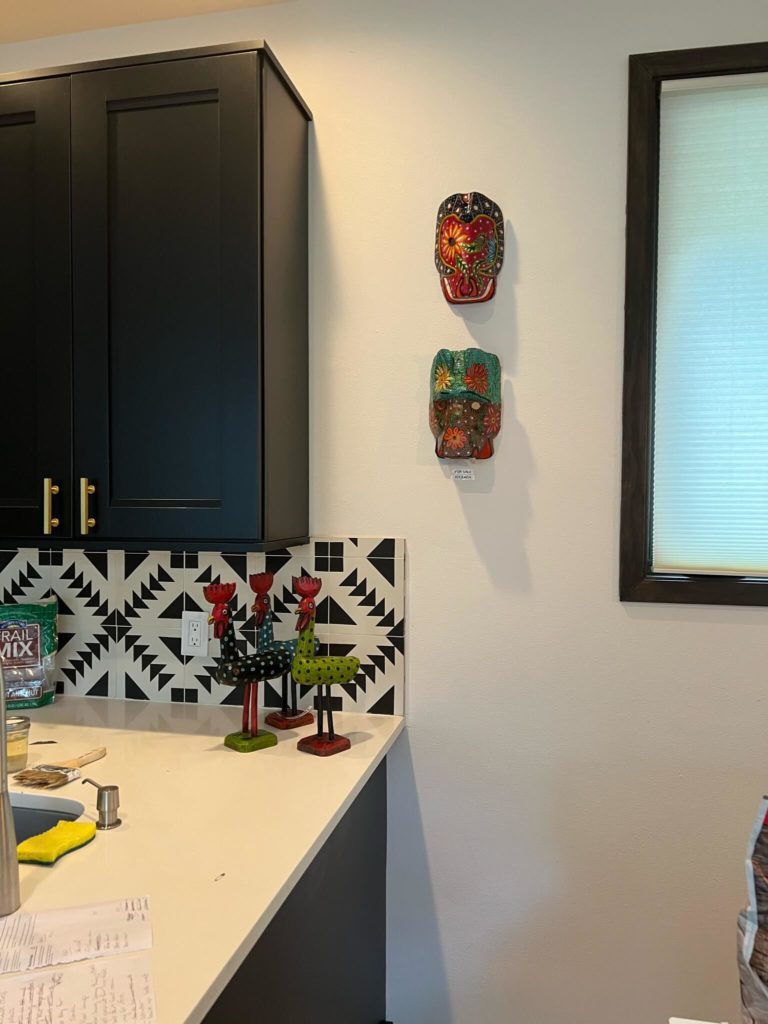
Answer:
[[451, 468, 475, 481]]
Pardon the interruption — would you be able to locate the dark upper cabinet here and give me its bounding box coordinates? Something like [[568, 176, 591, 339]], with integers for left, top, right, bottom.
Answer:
[[0, 77, 72, 539], [72, 54, 263, 543], [0, 43, 310, 550]]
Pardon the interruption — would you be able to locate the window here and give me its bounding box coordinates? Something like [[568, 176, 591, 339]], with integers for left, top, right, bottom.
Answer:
[[621, 42, 768, 605]]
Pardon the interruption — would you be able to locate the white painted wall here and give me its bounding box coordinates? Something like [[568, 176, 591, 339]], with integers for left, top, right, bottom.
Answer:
[[3, 2, 768, 1020]]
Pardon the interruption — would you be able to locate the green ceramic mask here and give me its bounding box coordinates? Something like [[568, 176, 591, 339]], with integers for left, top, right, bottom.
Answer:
[[429, 348, 502, 459]]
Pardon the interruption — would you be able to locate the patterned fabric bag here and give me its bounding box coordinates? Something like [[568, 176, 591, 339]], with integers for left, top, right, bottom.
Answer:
[[739, 798, 768, 1022]]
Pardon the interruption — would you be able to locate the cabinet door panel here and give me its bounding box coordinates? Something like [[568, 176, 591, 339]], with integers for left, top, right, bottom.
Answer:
[[71, 54, 262, 542], [0, 78, 72, 539]]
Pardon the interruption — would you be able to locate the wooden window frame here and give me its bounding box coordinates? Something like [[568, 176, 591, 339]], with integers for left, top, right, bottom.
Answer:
[[621, 40, 768, 605]]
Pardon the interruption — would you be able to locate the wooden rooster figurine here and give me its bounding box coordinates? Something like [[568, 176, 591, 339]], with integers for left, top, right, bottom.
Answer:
[[250, 572, 315, 730], [204, 581, 289, 752], [292, 575, 360, 756]]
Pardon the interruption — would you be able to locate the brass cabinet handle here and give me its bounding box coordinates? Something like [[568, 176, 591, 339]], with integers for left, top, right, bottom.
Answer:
[[43, 478, 60, 535], [80, 477, 96, 535]]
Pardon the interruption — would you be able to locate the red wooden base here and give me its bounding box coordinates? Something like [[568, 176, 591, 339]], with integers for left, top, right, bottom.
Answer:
[[265, 709, 314, 730], [297, 733, 351, 757]]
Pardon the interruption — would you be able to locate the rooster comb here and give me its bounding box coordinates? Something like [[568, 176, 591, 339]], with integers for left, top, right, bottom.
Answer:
[[249, 572, 274, 596], [292, 575, 322, 599], [203, 582, 236, 605]]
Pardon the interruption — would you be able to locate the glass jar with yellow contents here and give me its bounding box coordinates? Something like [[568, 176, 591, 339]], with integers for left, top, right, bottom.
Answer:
[[6, 717, 30, 773]]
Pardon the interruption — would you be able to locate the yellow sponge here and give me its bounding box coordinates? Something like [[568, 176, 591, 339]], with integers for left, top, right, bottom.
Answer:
[[17, 820, 97, 864]]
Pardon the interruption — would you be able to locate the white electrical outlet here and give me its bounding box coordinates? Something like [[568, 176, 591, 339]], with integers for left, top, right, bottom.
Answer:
[[181, 610, 210, 657]]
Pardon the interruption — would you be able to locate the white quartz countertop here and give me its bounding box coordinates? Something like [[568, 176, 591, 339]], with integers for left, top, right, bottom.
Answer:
[[11, 697, 404, 1023]]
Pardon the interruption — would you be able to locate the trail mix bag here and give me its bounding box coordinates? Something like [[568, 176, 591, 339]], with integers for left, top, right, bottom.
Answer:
[[0, 598, 58, 709]]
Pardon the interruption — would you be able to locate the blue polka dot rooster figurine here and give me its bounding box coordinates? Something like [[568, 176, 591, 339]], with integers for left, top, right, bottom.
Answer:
[[204, 581, 289, 753]]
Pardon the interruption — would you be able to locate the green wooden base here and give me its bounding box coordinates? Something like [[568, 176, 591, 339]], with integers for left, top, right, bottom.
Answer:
[[224, 730, 278, 753]]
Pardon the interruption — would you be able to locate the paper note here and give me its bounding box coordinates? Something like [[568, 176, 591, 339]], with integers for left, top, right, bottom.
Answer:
[[0, 897, 152, 975], [0, 953, 155, 1023]]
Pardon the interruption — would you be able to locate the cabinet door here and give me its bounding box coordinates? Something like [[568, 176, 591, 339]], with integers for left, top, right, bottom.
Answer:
[[71, 54, 262, 542], [0, 78, 72, 540]]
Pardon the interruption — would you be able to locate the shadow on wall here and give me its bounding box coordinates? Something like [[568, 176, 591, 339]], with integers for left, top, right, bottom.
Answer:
[[308, 123, 341, 459], [441, 221, 534, 593], [448, 219, 520, 376], [440, 379, 533, 593], [386, 731, 453, 1024]]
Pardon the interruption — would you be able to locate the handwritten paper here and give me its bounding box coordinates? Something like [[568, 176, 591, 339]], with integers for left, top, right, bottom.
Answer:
[[0, 898, 152, 974], [0, 953, 155, 1023]]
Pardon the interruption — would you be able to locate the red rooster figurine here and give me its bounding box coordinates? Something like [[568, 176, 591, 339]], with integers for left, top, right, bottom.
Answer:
[[250, 571, 314, 730]]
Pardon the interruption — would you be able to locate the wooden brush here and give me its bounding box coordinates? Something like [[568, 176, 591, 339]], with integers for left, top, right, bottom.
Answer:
[[14, 747, 107, 789]]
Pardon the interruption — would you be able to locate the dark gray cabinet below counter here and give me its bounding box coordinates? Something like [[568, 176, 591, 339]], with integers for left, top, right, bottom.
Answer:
[[203, 762, 388, 1024]]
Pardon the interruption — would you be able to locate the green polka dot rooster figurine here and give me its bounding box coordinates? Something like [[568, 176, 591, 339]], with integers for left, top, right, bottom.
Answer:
[[292, 575, 360, 756]]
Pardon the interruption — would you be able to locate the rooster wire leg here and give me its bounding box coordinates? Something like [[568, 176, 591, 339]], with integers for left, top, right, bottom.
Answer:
[[280, 673, 289, 715], [316, 688, 324, 737], [290, 674, 299, 717], [249, 683, 259, 738], [242, 684, 250, 734], [325, 687, 336, 741]]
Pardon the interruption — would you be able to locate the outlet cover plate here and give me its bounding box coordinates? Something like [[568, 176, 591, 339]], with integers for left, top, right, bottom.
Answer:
[[181, 610, 210, 657]]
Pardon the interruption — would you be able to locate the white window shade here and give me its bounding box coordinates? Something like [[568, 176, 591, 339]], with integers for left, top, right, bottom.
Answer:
[[652, 74, 768, 575]]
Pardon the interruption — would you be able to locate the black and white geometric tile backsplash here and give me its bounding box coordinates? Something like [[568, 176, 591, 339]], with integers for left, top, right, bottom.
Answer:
[[0, 539, 405, 715]]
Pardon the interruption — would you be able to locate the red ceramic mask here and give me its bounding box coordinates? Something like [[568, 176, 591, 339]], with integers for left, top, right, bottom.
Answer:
[[434, 193, 504, 304]]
